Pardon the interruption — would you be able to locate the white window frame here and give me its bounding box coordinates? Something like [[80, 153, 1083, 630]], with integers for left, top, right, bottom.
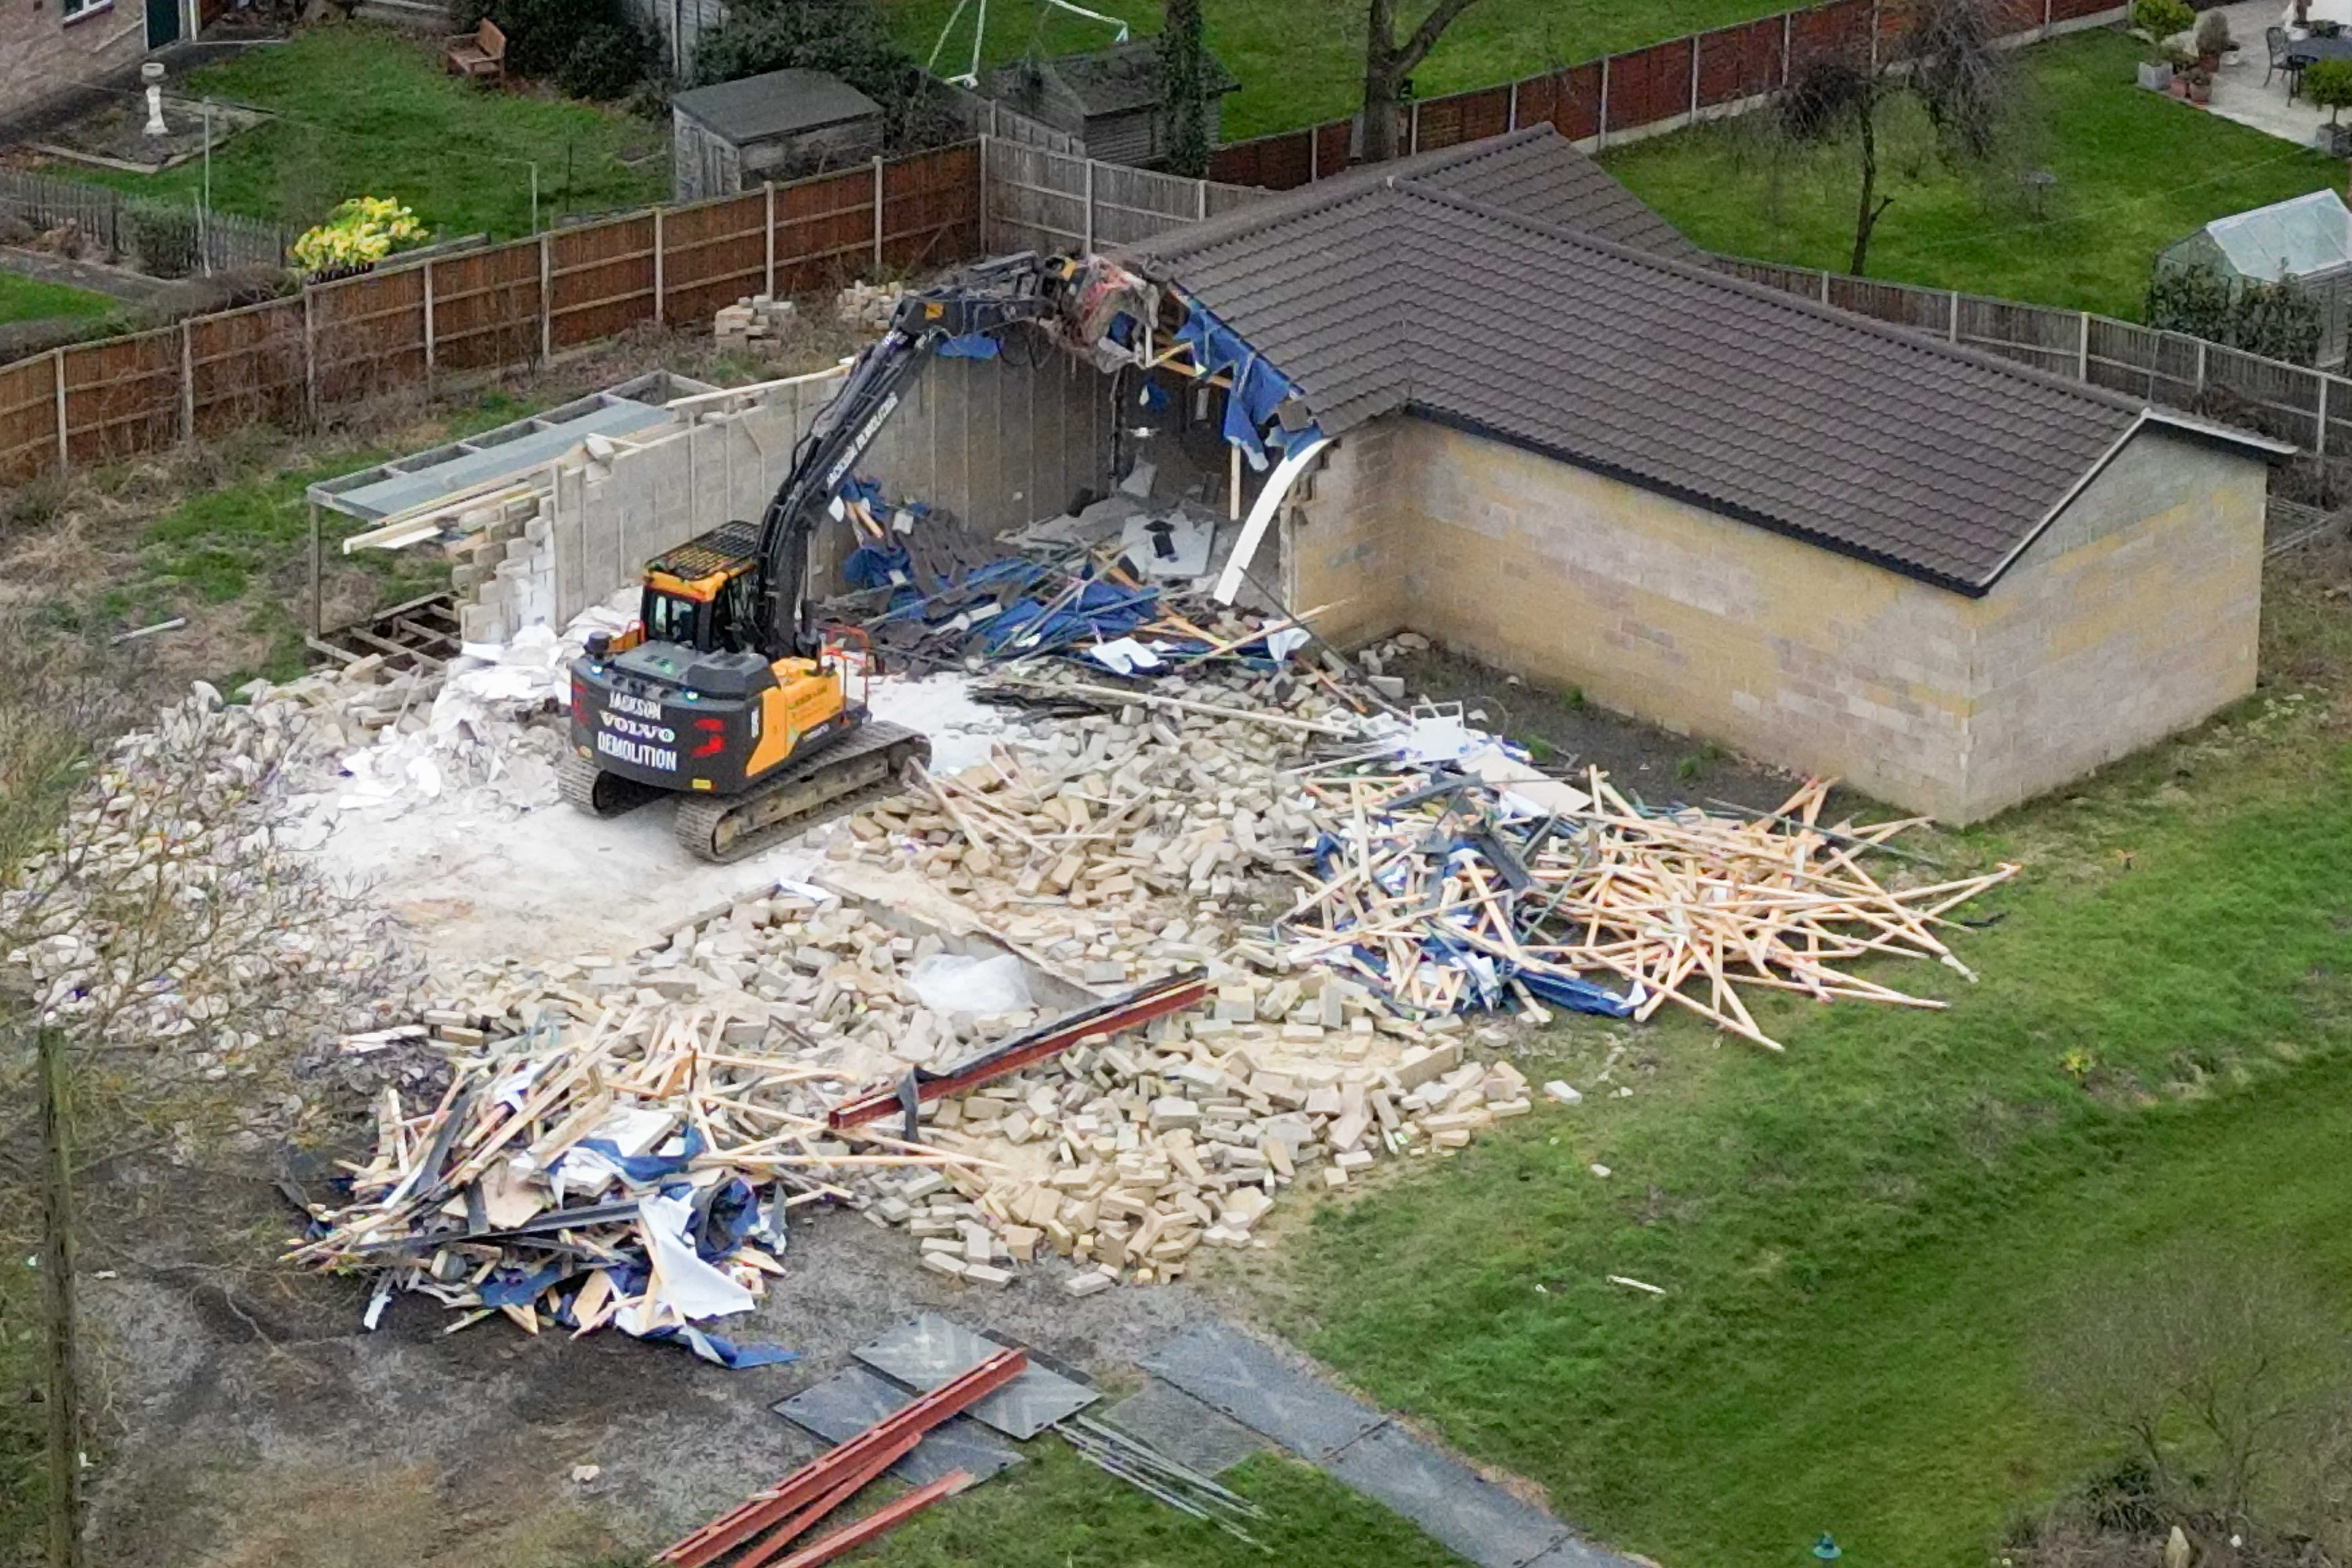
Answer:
[[61, 0, 114, 22]]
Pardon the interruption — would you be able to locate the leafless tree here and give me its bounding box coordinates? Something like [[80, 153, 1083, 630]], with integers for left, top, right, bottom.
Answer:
[[1360, 0, 1488, 163], [1776, 0, 2012, 275], [2035, 1245, 2352, 1543], [0, 620, 398, 1568]]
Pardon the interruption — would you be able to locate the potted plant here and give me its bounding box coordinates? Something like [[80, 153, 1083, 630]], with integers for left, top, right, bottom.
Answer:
[[2194, 8, 2233, 72], [2184, 64, 2212, 105], [2134, 0, 2194, 89], [2308, 58, 2352, 154], [2166, 43, 2198, 94]]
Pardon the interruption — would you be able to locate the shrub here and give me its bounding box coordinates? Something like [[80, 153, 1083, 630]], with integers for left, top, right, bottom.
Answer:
[[2193, 7, 2233, 53], [2145, 262, 2322, 365], [560, 22, 656, 100], [291, 196, 428, 274], [123, 202, 200, 279], [2305, 56, 2352, 122], [2133, 0, 2194, 41]]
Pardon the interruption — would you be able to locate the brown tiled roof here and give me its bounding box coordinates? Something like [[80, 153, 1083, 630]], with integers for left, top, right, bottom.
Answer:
[[1123, 134, 2279, 593]]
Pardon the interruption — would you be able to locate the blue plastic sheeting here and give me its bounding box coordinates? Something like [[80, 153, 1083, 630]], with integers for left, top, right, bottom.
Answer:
[[937, 332, 1002, 359], [1174, 299, 1322, 472]]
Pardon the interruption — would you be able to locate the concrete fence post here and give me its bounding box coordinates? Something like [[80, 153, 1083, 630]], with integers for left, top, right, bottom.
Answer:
[[872, 156, 886, 271], [653, 206, 666, 326], [2077, 311, 2091, 383], [1689, 33, 1702, 124], [1410, 99, 1421, 154], [1818, 268, 1830, 305], [179, 321, 194, 445], [1598, 57, 1611, 147], [1310, 126, 1320, 182], [1508, 80, 1519, 131], [52, 348, 67, 476], [422, 258, 437, 386], [302, 287, 317, 427], [763, 181, 776, 298], [1082, 158, 1095, 252], [1949, 290, 1961, 343], [539, 232, 554, 364], [1196, 177, 1208, 221], [2320, 375, 2332, 456], [1783, 11, 1794, 85]]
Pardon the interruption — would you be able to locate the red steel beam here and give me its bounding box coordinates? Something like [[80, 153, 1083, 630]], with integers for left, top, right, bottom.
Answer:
[[658, 1347, 1025, 1568], [770, 1470, 975, 1568], [828, 968, 1210, 1132], [731, 1433, 924, 1568]]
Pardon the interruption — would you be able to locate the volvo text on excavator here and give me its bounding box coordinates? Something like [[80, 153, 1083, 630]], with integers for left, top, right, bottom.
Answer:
[[561, 253, 1078, 862]]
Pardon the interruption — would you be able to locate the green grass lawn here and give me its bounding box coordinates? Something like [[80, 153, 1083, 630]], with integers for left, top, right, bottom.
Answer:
[[1252, 564, 2352, 1565], [71, 24, 668, 240], [1604, 27, 2347, 318], [884, 0, 1790, 140], [0, 271, 116, 326]]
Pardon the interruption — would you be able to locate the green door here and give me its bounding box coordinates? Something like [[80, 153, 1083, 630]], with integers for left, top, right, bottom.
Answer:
[[145, 0, 180, 47]]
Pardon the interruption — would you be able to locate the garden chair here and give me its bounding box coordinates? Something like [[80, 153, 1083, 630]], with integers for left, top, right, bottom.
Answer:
[[445, 19, 506, 85], [2267, 25, 2307, 97]]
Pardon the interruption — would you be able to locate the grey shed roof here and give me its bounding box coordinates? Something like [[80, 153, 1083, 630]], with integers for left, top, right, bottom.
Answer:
[[982, 38, 1238, 119], [672, 69, 883, 143], [1124, 142, 2283, 594]]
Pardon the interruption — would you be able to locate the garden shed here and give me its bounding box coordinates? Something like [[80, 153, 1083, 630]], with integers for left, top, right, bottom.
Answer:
[[671, 68, 885, 201], [1114, 129, 2292, 823], [978, 40, 1238, 166], [2156, 188, 2352, 368]]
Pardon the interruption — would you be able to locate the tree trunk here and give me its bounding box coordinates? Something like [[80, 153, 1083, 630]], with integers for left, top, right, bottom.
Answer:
[[1362, 0, 1404, 163], [1359, 0, 1486, 163], [1849, 98, 1893, 276], [38, 1026, 82, 1568]]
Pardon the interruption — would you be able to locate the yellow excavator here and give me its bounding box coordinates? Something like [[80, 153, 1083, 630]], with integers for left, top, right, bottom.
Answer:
[[561, 254, 1073, 862]]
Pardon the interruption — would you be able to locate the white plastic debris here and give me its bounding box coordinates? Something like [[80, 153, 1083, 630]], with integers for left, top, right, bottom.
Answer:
[[906, 951, 1033, 1017]]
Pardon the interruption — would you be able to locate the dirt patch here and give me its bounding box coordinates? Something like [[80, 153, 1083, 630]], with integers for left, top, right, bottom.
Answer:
[[83, 1180, 1221, 1568], [1386, 643, 1853, 818]]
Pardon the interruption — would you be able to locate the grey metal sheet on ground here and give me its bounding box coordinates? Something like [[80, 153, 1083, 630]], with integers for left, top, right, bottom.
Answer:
[[1324, 1421, 1580, 1568], [330, 400, 673, 519], [1136, 1321, 1384, 1460], [771, 1365, 1020, 1487], [852, 1313, 1097, 1440], [1100, 1379, 1269, 1477]]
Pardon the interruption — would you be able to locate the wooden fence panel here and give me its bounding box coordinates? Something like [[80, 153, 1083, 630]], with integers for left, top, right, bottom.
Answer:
[[661, 192, 766, 329], [548, 216, 654, 352], [981, 142, 1087, 254], [432, 240, 543, 372], [1606, 37, 1695, 132], [314, 268, 426, 408], [1790, 0, 1873, 68], [774, 168, 878, 294], [62, 329, 180, 467], [2085, 315, 2161, 401], [1553, 62, 1605, 140], [1955, 294, 2079, 376], [1208, 129, 1318, 190], [2053, 0, 2116, 16], [1090, 162, 1201, 247], [2207, 344, 2324, 448], [1417, 87, 1509, 152], [1829, 274, 1956, 334], [882, 144, 981, 272], [1699, 16, 1787, 106], [0, 355, 57, 481], [188, 297, 305, 437]]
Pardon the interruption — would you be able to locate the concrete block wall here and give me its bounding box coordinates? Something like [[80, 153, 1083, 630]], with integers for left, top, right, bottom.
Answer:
[[529, 336, 1116, 632], [1289, 413, 2269, 823], [1962, 432, 2264, 816]]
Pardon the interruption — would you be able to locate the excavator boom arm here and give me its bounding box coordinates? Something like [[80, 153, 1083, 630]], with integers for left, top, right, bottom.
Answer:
[[753, 254, 1067, 659]]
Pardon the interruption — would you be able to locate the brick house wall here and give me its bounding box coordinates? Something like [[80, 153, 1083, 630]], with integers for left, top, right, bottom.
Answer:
[[1282, 414, 2266, 822], [0, 0, 158, 124]]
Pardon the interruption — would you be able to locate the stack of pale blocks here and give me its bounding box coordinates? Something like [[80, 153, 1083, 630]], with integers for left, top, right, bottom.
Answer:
[[714, 295, 797, 354], [448, 491, 555, 645]]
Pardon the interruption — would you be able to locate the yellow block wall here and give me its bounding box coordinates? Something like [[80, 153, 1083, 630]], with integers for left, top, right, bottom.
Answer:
[[1285, 415, 2265, 822]]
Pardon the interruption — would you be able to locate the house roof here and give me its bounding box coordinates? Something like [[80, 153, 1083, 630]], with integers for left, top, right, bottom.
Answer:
[[982, 39, 1238, 120], [1123, 134, 2283, 594], [672, 69, 883, 143]]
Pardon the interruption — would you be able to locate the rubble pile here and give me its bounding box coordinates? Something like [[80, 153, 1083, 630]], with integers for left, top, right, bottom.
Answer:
[[713, 294, 799, 355], [4, 682, 417, 1065], [835, 279, 910, 330]]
